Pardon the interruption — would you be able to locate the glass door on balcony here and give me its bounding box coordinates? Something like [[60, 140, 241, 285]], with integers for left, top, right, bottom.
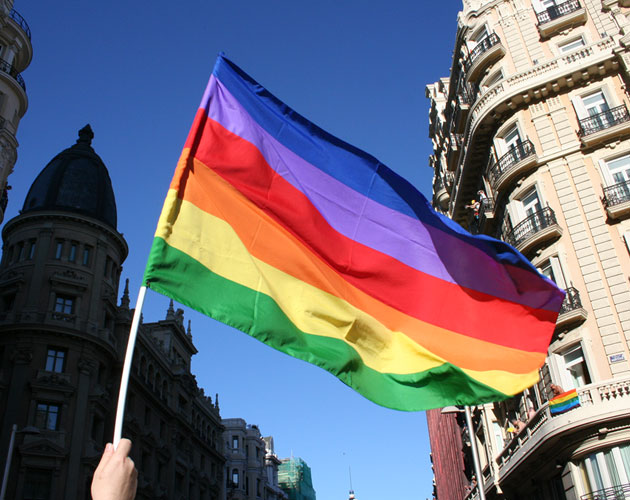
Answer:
[[520, 187, 543, 231], [582, 91, 611, 129], [498, 125, 524, 167], [604, 155, 630, 205], [579, 445, 630, 498], [606, 154, 630, 184], [539, 257, 567, 289], [560, 345, 591, 389]]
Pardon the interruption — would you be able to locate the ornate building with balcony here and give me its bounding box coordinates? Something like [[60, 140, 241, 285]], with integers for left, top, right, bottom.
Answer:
[[0, 127, 225, 500], [222, 419, 288, 500], [0, 0, 31, 223], [427, 0, 630, 498]]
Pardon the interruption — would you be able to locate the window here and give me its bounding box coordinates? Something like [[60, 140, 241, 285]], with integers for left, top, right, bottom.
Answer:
[[559, 36, 585, 53], [508, 185, 544, 232], [35, 402, 60, 430], [492, 421, 505, 452], [82, 246, 91, 266], [232, 469, 239, 487], [232, 435, 239, 450], [557, 345, 591, 390], [482, 69, 504, 91], [605, 154, 630, 185], [574, 90, 614, 132], [501, 125, 523, 154], [579, 445, 630, 495], [583, 91, 609, 116], [539, 257, 567, 289], [17, 242, 24, 261], [23, 469, 52, 500], [257, 478, 261, 496], [468, 25, 490, 51], [54, 241, 63, 260], [68, 243, 77, 263], [45, 348, 66, 372], [27, 240, 36, 260], [521, 187, 543, 219], [54, 295, 74, 315]]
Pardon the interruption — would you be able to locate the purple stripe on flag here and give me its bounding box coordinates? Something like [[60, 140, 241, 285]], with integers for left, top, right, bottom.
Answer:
[[203, 76, 555, 309]]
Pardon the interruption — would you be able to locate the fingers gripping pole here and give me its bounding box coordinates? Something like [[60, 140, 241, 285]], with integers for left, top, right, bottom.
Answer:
[[113, 285, 148, 449]]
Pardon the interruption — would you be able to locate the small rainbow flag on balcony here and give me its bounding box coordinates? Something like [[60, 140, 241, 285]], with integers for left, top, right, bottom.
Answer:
[[549, 389, 580, 415], [143, 54, 565, 411]]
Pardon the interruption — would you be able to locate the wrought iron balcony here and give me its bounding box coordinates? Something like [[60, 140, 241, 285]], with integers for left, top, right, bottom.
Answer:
[[9, 9, 31, 40], [502, 207, 562, 254], [560, 287, 582, 314], [466, 33, 505, 81], [578, 105, 630, 138], [556, 286, 587, 329], [581, 482, 630, 500], [536, 0, 582, 24], [604, 180, 630, 207], [536, 0, 586, 37], [487, 140, 537, 192], [467, 33, 501, 68], [477, 197, 495, 231], [457, 82, 478, 107], [0, 57, 25, 91], [603, 179, 630, 219]]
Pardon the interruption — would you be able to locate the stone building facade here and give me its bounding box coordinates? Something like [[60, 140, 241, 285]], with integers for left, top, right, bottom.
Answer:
[[0, 127, 224, 500], [427, 0, 630, 498], [222, 418, 287, 500], [0, 0, 31, 223]]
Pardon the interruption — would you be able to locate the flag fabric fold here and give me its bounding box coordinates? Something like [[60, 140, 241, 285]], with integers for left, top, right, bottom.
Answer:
[[143, 54, 565, 411]]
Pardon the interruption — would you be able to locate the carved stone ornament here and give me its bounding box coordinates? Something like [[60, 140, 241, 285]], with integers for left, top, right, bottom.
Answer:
[[11, 346, 32, 363]]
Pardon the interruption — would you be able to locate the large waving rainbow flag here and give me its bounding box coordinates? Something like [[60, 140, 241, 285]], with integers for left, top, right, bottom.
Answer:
[[143, 55, 565, 411]]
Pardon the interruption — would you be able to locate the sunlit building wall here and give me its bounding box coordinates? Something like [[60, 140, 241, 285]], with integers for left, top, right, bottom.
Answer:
[[426, 0, 630, 498]]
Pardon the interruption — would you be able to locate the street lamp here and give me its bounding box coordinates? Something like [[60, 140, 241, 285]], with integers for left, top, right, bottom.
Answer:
[[0, 424, 41, 500], [441, 406, 486, 500]]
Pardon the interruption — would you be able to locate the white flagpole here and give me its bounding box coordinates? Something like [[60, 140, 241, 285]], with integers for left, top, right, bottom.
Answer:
[[113, 285, 148, 449]]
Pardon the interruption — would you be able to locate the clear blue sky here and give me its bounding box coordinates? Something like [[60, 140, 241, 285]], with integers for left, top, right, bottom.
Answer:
[[8, 2, 461, 499]]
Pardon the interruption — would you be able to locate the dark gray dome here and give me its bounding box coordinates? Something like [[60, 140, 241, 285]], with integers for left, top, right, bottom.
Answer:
[[22, 125, 117, 228]]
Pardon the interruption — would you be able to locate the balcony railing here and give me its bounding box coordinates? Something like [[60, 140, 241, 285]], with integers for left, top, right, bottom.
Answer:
[[578, 105, 630, 137], [502, 207, 558, 249], [536, 0, 582, 25], [497, 377, 630, 474], [487, 140, 536, 189], [0, 57, 25, 91], [467, 33, 501, 69], [581, 483, 630, 500], [560, 287, 582, 314], [9, 9, 31, 40], [604, 180, 630, 208], [458, 82, 478, 107]]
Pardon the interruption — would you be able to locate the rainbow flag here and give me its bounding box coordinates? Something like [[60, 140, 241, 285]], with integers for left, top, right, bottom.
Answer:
[[549, 389, 580, 415], [143, 55, 565, 411]]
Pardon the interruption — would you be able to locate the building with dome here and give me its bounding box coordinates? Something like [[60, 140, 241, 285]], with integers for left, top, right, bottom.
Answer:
[[426, 1, 630, 498], [0, 0, 32, 223], [0, 127, 225, 500]]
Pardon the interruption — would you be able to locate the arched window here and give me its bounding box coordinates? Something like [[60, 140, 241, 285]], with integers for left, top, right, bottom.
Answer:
[[231, 469, 239, 487]]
